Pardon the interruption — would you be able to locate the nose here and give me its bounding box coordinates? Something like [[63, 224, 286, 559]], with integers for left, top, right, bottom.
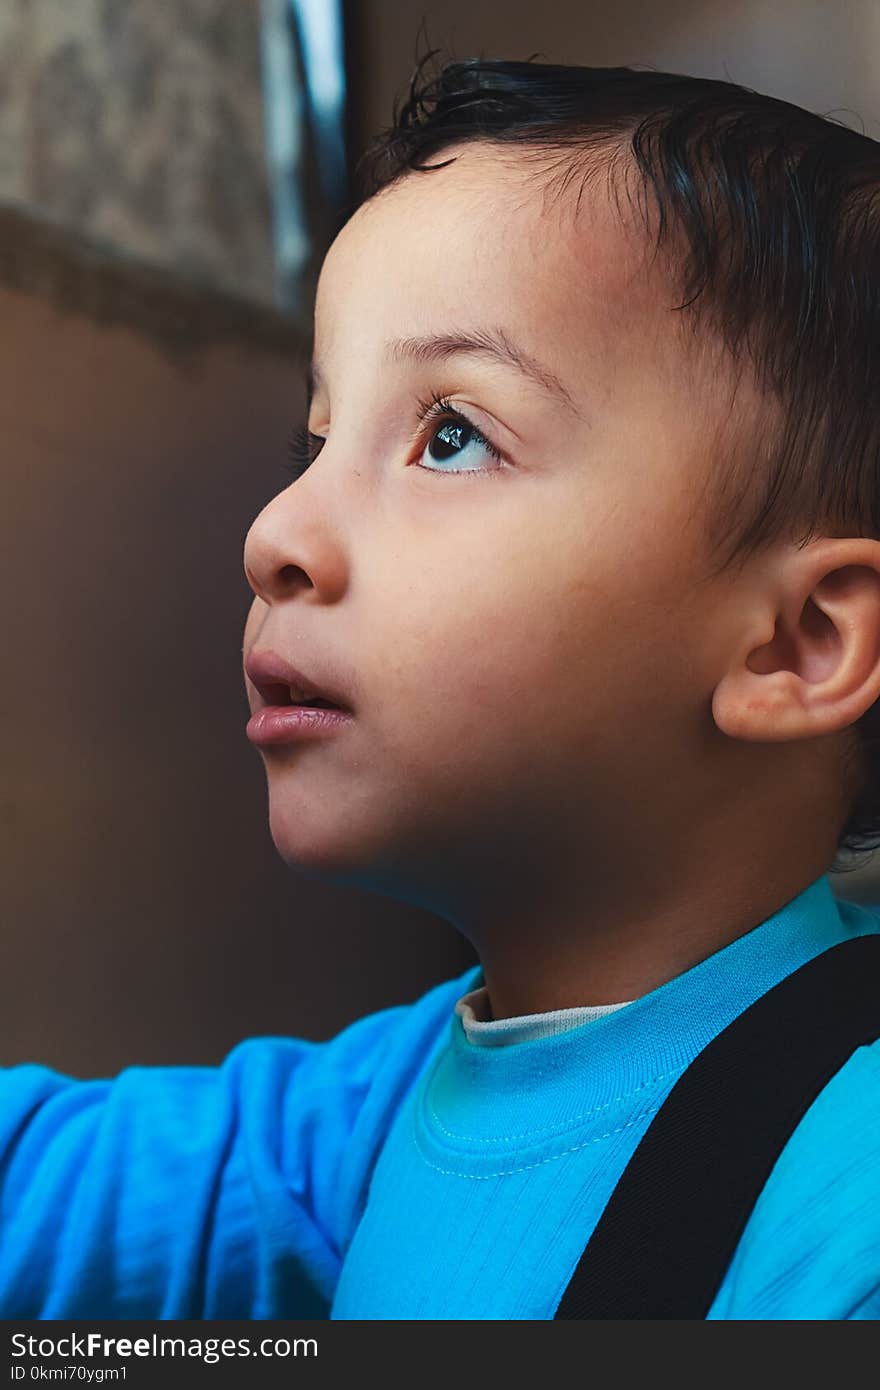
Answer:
[[242, 483, 348, 607]]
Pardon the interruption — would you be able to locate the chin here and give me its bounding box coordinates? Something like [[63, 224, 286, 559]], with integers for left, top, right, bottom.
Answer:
[[265, 791, 385, 889], [268, 801, 348, 875], [266, 796, 452, 914]]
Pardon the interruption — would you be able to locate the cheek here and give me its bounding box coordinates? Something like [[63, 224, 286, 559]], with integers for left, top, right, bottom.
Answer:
[[366, 476, 698, 739], [366, 532, 605, 756]]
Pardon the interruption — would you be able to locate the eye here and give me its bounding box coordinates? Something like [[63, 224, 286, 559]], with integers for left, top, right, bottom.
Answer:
[[280, 391, 507, 484], [411, 393, 505, 479]]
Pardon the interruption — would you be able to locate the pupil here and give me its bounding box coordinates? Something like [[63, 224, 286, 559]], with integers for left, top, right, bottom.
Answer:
[[430, 421, 468, 461]]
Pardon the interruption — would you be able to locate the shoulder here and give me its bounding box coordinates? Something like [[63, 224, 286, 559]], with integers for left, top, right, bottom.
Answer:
[[710, 899, 880, 1318], [221, 959, 480, 1092], [221, 957, 480, 1144]]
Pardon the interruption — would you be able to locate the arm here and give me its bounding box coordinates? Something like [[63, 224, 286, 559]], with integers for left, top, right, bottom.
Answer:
[[0, 973, 466, 1319]]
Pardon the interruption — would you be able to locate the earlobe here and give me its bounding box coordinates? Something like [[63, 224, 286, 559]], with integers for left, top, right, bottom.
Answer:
[[712, 664, 810, 743], [712, 541, 880, 746]]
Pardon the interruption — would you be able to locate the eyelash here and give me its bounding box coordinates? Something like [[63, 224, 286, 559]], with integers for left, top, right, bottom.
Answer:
[[282, 388, 505, 484]]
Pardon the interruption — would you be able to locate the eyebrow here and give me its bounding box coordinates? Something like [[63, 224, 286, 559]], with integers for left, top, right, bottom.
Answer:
[[306, 326, 583, 417]]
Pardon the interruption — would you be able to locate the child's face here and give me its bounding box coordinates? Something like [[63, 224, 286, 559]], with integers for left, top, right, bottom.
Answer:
[[243, 142, 734, 923]]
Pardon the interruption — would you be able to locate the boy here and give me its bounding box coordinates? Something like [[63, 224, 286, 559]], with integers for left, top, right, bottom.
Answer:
[[3, 54, 880, 1319]]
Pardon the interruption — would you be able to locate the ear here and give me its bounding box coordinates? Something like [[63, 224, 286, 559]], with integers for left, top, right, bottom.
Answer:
[[712, 538, 880, 744]]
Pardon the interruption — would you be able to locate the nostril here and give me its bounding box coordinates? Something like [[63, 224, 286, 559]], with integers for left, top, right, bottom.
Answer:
[[279, 563, 312, 591]]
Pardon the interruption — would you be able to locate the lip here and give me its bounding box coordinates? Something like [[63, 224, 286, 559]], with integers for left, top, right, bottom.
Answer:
[[246, 703, 354, 747], [244, 648, 352, 713]]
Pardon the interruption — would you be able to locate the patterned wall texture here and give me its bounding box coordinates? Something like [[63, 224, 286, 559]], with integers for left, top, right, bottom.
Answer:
[[0, 0, 277, 306]]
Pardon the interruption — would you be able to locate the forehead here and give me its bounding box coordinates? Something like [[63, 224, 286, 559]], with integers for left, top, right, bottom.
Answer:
[[313, 142, 664, 379]]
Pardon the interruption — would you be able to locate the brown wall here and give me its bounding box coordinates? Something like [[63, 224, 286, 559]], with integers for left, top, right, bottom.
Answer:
[[0, 220, 473, 1077]]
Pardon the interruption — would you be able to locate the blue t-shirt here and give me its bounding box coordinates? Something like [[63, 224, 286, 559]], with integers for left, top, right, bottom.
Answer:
[[1, 871, 878, 1319]]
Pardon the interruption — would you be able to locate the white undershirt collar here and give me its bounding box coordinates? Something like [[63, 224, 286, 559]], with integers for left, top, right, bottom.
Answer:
[[454, 979, 634, 1047]]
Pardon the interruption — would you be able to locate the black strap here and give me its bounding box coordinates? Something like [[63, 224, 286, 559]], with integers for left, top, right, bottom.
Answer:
[[554, 932, 880, 1319]]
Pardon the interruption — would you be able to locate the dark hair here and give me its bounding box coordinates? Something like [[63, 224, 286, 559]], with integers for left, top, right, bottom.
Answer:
[[353, 49, 880, 875]]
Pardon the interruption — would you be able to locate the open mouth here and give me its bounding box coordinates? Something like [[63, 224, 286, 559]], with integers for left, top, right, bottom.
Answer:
[[244, 649, 352, 715], [264, 683, 342, 710]]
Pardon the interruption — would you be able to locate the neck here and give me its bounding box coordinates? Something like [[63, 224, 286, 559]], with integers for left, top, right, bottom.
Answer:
[[459, 854, 836, 1022]]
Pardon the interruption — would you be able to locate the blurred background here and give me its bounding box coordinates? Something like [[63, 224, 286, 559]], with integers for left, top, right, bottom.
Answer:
[[1, 0, 878, 1075]]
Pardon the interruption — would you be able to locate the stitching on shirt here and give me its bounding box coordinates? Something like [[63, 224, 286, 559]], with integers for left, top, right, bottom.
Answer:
[[413, 1104, 662, 1178], [425, 1065, 676, 1144]]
